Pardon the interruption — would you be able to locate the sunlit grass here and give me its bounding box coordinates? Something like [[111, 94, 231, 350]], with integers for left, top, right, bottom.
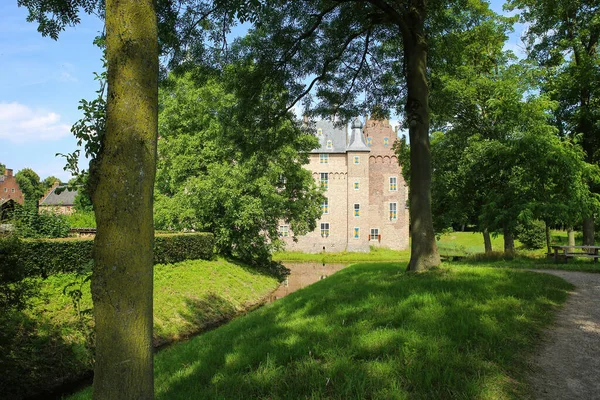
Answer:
[[273, 246, 410, 263], [71, 262, 571, 399], [2, 258, 279, 399]]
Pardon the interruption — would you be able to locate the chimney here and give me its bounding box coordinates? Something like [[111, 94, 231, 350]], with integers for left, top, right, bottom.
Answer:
[[6, 169, 13, 177]]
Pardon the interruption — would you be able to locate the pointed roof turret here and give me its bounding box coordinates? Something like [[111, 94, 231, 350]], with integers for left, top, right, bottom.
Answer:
[[347, 118, 370, 152]]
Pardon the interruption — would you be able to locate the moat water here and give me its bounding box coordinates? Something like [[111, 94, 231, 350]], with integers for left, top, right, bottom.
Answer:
[[268, 262, 347, 301]]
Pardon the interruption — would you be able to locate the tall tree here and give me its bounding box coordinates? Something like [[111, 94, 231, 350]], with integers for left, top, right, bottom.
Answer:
[[154, 71, 323, 264], [15, 168, 44, 204], [229, 0, 503, 270], [19, 0, 159, 397], [507, 0, 600, 244]]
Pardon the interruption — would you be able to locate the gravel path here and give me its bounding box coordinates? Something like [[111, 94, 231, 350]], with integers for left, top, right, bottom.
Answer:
[[527, 270, 600, 400]]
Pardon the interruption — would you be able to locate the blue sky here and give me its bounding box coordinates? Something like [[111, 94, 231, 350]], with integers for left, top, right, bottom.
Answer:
[[0, 1, 525, 182]]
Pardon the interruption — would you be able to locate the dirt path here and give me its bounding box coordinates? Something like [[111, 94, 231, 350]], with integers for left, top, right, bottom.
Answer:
[[528, 269, 600, 400]]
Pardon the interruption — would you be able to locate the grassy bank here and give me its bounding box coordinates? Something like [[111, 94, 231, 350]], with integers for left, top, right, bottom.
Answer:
[[0, 258, 279, 399], [72, 262, 570, 399], [273, 246, 410, 263]]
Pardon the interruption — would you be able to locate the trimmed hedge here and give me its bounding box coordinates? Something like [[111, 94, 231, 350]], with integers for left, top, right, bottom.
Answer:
[[20, 233, 214, 276]]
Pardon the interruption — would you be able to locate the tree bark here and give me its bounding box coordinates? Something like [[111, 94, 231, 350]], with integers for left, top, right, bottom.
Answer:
[[503, 227, 515, 255], [91, 1, 158, 399], [567, 227, 575, 247], [545, 221, 551, 254], [483, 229, 492, 254], [404, 8, 440, 272], [582, 216, 595, 245]]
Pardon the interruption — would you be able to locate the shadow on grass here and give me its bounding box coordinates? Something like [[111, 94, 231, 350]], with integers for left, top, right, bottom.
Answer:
[[148, 263, 571, 400]]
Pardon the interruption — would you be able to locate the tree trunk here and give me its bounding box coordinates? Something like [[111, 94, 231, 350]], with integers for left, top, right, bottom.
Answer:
[[483, 229, 492, 254], [545, 221, 551, 254], [91, 1, 158, 399], [582, 216, 595, 245], [503, 227, 515, 254], [404, 10, 440, 272], [567, 227, 575, 247]]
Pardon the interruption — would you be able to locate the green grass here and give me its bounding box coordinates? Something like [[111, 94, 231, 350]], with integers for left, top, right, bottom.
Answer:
[[1, 258, 279, 399], [273, 246, 410, 263], [71, 262, 571, 400]]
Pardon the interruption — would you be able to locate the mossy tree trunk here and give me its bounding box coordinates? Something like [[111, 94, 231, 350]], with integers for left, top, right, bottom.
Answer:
[[567, 227, 575, 247], [582, 216, 595, 245], [503, 227, 515, 254], [483, 229, 492, 254], [91, 0, 158, 398], [403, 3, 441, 272]]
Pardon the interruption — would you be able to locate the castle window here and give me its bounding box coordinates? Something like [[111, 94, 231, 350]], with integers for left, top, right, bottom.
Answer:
[[389, 202, 397, 221], [384, 137, 389, 147], [353, 156, 360, 165], [320, 173, 328, 189], [389, 176, 397, 191], [317, 128, 323, 136], [3, 188, 6, 192], [370, 228, 379, 241], [320, 153, 329, 164], [11, 188, 15, 193], [354, 227, 360, 239], [279, 225, 289, 237], [326, 140, 333, 150], [354, 203, 360, 217], [321, 198, 329, 214], [321, 222, 330, 237], [367, 137, 372, 146], [354, 180, 359, 190]]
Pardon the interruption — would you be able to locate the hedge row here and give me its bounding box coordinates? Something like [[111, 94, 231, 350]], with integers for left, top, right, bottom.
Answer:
[[21, 233, 214, 276]]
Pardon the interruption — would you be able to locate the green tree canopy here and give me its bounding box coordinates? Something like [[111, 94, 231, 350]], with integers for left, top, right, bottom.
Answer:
[[15, 168, 44, 204], [155, 70, 323, 264]]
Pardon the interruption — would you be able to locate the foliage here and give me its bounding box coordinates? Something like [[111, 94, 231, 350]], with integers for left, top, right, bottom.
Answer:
[[12, 201, 70, 239], [67, 210, 96, 228], [0, 235, 38, 312], [42, 175, 61, 189], [15, 167, 44, 204], [0, 257, 278, 399], [70, 263, 571, 400], [19, 233, 214, 278], [154, 71, 322, 265], [516, 220, 547, 249], [0, 162, 5, 175]]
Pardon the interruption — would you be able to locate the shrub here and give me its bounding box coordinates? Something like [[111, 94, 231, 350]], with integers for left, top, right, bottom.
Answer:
[[516, 220, 546, 249], [20, 233, 214, 277], [0, 235, 38, 312], [12, 202, 70, 238], [67, 211, 96, 228]]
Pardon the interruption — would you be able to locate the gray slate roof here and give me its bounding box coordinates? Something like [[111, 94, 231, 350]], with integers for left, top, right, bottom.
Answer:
[[41, 186, 77, 206], [310, 119, 371, 153]]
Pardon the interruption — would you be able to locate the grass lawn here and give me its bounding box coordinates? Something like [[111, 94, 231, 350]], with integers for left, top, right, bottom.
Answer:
[[71, 262, 571, 399], [0, 258, 279, 399], [273, 246, 410, 263]]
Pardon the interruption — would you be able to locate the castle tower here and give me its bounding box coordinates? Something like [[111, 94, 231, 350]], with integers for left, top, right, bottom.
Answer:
[[365, 118, 409, 250], [346, 118, 370, 252]]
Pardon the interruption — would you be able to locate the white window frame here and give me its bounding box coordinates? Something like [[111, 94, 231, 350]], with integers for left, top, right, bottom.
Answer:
[[319, 153, 329, 164], [354, 203, 360, 217], [279, 225, 289, 237], [389, 176, 398, 191], [320, 173, 328, 189], [326, 139, 333, 150], [321, 198, 329, 214], [320, 222, 330, 238], [317, 128, 323, 136], [389, 202, 397, 221], [370, 228, 380, 241]]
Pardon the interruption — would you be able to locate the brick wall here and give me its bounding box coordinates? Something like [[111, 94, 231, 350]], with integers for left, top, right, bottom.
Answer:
[[0, 169, 24, 205]]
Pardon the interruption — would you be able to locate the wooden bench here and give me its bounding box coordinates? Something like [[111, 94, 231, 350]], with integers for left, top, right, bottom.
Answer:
[[552, 245, 600, 263]]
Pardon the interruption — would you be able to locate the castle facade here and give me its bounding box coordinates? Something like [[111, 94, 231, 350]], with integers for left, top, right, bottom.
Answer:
[[280, 118, 409, 252]]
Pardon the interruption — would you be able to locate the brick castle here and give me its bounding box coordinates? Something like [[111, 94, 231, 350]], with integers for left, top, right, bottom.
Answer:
[[280, 117, 409, 252]]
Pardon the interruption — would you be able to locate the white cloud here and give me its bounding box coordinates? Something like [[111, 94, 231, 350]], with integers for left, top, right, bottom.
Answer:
[[0, 102, 71, 143]]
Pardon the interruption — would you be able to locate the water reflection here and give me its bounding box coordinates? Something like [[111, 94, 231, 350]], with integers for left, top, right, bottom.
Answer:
[[268, 262, 347, 301]]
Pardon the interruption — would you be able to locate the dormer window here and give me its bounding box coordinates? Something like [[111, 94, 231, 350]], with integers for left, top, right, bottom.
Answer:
[[326, 140, 333, 150], [317, 128, 323, 136]]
